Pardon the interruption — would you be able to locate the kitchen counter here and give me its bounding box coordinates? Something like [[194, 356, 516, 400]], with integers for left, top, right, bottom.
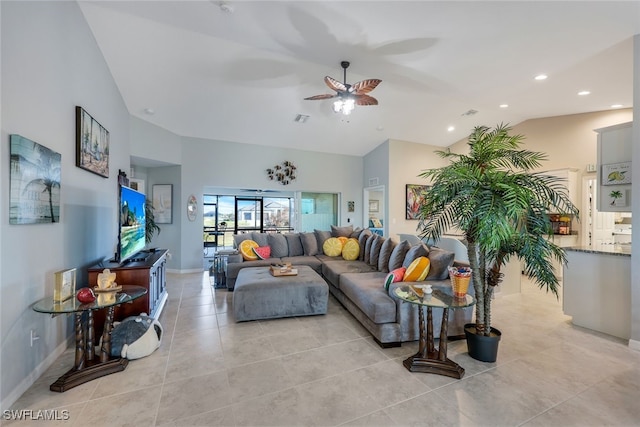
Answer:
[[563, 245, 631, 340], [565, 244, 631, 256]]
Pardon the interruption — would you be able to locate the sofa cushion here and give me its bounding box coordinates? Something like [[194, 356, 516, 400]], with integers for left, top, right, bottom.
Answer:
[[403, 256, 431, 281], [233, 233, 253, 249], [342, 238, 360, 261], [388, 240, 411, 271], [402, 243, 429, 268], [284, 233, 304, 257], [426, 247, 456, 280], [281, 256, 323, 274], [323, 237, 343, 257], [251, 232, 269, 247], [358, 229, 373, 260], [322, 260, 377, 289], [268, 233, 289, 258], [340, 272, 396, 324], [331, 225, 353, 237], [315, 229, 332, 255], [350, 227, 363, 239], [377, 238, 397, 273], [300, 232, 319, 256], [363, 233, 378, 264], [369, 236, 385, 268]]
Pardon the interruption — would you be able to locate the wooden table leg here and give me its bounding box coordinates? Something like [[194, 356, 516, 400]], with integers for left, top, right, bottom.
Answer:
[[86, 310, 95, 361], [100, 306, 115, 362], [438, 308, 449, 361], [73, 313, 85, 370]]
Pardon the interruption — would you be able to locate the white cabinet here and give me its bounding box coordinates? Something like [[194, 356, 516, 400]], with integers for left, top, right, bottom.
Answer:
[[596, 122, 632, 212]]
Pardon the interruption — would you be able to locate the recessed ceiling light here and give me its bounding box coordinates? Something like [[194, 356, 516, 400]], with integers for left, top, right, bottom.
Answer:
[[534, 74, 548, 81], [144, 108, 155, 115], [578, 91, 591, 96], [611, 104, 623, 109], [499, 104, 509, 108], [447, 126, 455, 132]]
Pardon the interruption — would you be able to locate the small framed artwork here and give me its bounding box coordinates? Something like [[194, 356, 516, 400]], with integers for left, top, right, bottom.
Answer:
[[602, 162, 631, 186], [54, 268, 76, 302], [152, 184, 173, 224], [369, 200, 379, 212], [406, 184, 430, 220], [129, 178, 145, 194], [76, 106, 110, 178], [9, 134, 61, 224], [347, 201, 355, 212]]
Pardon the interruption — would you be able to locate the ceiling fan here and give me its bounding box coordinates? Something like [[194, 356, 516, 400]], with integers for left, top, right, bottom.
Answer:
[[304, 61, 381, 115]]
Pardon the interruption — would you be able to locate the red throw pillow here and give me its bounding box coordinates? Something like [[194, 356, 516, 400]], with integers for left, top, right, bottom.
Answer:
[[252, 246, 271, 260], [384, 267, 406, 291]]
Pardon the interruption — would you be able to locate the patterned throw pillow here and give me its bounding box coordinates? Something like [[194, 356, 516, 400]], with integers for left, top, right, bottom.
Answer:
[[239, 240, 259, 261], [252, 246, 271, 260], [384, 267, 406, 291], [403, 256, 431, 282], [323, 237, 343, 257], [342, 238, 360, 261]]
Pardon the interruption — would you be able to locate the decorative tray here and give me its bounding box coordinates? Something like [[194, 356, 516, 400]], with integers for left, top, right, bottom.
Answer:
[[93, 285, 122, 293]]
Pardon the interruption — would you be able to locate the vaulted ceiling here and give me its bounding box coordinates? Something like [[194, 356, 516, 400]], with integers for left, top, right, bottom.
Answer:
[[79, 1, 640, 156]]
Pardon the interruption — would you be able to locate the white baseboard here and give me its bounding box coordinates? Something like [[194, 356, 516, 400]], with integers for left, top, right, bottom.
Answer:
[[629, 339, 640, 351], [1, 337, 72, 411]]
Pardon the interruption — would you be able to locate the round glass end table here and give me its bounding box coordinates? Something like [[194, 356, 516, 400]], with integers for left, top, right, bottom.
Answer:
[[394, 286, 475, 379], [32, 285, 147, 392]]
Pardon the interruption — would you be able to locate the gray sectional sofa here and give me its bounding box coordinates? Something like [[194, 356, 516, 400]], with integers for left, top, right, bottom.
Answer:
[[225, 226, 474, 347]]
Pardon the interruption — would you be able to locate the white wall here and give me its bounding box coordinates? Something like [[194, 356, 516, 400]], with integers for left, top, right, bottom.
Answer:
[[1, 1, 130, 409], [388, 139, 449, 239], [630, 34, 640, 348]]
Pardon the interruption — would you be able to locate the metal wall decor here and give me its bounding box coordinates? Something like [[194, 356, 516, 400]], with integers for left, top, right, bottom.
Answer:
[[266, 160, 297, 185]]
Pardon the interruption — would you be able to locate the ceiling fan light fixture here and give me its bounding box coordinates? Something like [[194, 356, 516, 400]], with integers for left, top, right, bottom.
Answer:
[[333, 97, 355, 115]]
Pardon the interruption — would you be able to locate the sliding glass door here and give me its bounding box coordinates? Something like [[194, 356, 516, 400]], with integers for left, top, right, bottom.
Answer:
[[300, 192, 338, 232], [235, 198, 263, 234]]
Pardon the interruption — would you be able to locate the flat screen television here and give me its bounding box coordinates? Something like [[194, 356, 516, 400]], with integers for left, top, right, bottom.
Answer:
[[118, 185, 146, 264]]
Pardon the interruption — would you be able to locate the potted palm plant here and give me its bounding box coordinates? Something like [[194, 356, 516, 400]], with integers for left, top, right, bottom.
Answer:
[[416, 124, 578, 362], [145, 200, 161, 245]]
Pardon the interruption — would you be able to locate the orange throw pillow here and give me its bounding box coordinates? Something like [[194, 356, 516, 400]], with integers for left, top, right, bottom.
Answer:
[[403, 256, 431, 282]]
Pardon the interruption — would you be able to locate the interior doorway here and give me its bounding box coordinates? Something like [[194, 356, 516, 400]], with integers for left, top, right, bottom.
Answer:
[[364, 185, 385, 236]]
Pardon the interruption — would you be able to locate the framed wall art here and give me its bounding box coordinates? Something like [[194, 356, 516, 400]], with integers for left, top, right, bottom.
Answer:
[[406, 184, 430, 220], [347, 201, 355, 212], [368, 199, 379, 212], [76, 106, 109, 178], [9, 134, 61, 224], [129, 178, 145, 194], [152, 184, 173, 224], [602, 162, 631, 186]]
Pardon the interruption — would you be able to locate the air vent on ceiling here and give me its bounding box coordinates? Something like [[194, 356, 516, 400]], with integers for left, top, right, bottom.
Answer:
[[461, 109, 478, 116], [294, 114, 310, 123]]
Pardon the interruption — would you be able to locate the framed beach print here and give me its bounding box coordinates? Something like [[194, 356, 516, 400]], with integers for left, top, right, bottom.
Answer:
[[76, 106, 109, 178], [9, 134, 61, 224], [152, 184, 173, 224], [406, 184, 430, 220]]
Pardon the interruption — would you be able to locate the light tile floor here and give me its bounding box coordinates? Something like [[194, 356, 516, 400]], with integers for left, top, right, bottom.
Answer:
[[7, 272, 640, 426]]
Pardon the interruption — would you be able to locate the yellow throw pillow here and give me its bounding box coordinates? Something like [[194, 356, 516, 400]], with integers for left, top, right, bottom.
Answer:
[[239, 239, 259, 261], [323, 237, 343, 257], [337, 236, 349, 247], [342, 238, 360, 261], [403, 256, 431, 282]]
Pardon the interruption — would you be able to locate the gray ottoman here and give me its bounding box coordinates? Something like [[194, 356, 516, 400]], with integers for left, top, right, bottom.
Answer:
[[233, 266, 329, 322]]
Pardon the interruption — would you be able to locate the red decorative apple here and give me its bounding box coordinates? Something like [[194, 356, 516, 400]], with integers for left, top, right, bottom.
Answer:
[[76, 287, 96, 303]]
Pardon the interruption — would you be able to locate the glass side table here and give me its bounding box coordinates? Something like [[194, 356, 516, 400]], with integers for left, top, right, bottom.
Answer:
[[32, 285, 147, 392], [394, 286, 475, 379]]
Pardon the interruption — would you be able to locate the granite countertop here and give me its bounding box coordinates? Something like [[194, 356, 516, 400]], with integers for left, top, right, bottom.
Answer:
[[565, 244, 631, 256]]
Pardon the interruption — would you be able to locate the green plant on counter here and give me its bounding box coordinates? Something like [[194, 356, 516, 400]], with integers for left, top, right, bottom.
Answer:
[[416, 123, 579, 339]]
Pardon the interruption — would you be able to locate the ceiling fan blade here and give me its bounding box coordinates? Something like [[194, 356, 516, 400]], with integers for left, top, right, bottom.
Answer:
[[354, 95, 378, 106], [351, 79, 382, 95], [324, 76, 347, 93], [304, 94, 337, 100]]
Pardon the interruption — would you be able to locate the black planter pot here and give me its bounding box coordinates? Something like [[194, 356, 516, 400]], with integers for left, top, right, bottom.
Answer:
[[464, 323, 502, 362]]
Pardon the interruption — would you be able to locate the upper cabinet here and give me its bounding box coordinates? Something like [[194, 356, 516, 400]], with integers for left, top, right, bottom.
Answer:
[[545, 167, 579, 209], [595, 122, 632, 212]]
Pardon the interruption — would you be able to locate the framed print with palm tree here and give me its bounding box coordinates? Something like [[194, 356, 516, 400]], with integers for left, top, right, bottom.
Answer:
[[76, 106, 109, 178], [9, 134, 61, 224]]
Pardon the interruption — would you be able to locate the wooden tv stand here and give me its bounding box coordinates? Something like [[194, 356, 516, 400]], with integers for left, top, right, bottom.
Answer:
[[88, 249, 168, 335]]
